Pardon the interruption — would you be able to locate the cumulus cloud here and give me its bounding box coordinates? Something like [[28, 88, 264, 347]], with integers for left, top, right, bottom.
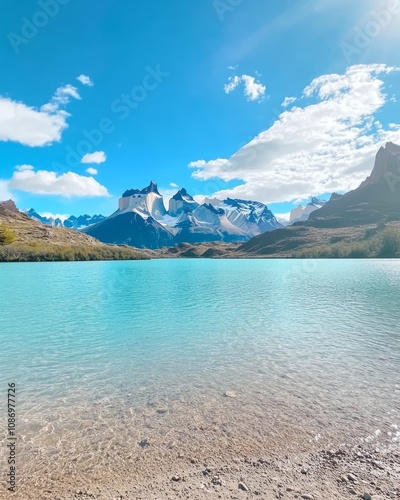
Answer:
[[81, 151, 106, 164], [224, 74, 266, 101], [192, 64, 400, 204], [9, 166, 109, 197], [0, 98, 69, 147], [76, 74, 94, 86], [86, 167, 98, 175], [169, 182, 179, 188], [282, 96, 297, 107], [0, 83, 82, 147]]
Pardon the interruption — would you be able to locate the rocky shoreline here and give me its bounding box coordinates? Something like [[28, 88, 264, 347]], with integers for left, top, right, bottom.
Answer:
[[8, 443, 399, 500], [75, 445, 400, 500]]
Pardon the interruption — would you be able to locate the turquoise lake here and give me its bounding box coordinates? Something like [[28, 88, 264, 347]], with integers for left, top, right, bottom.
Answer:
[[0, 259, 399, 491]]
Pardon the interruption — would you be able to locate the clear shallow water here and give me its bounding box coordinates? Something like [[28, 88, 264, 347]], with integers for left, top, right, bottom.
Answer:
[[0, 259, 400, 493]]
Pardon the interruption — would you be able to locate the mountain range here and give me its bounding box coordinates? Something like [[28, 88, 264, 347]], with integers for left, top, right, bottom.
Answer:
[[82, 184, 282, 249], [235, 142, 400, 256], [21, 142, 400, 253], [24, 209, 106, 230], [3, 142, 400, 259]]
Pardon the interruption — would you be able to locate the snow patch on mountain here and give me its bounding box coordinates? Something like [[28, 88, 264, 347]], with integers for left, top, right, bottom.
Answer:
[[110, 182, 282, 246], [289, 197, 328, 224], [25, 209, 106, 230]]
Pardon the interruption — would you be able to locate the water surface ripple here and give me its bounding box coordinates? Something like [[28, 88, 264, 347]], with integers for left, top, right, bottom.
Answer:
[[0, 259, 399, 494]]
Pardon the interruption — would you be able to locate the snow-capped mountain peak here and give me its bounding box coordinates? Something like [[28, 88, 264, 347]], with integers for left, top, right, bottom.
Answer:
[[168, 188, 199, 216], [24, 210, 106, 230], [82, 183, 283, 248], [28, 182, 282, 249], [118, 181, 166, 219], [289, 197, 328, 224]]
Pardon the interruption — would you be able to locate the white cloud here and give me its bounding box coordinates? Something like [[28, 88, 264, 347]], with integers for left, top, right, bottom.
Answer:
[[242, 75, 267, 101], [0, 180, 13, 201], [169, 182, 179, 188], [40, 84, 81, 113], [224, 74, 266, 101], [16, 164, 34, 172], [8, 166, 109, 197], [224, 75, 241, 94], [0, 83, 82, 147], [192, 64, 400, 204], [282, 96, 297, 107], [53, 84, 80, 104], [81, 151, 106, 164], [40, 212, 70, 222], [188, 160, 207, 169], [0, 98, 69, 147], [86, 167, 98, 175], [76, 74, 94, 87], [274, 212, 291, 222]]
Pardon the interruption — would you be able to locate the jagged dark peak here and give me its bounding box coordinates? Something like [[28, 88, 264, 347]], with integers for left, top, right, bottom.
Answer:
[[122, 188, 141, 197], [172, 188, 194, 201], [202, 203, 224, 215], [310, 197, 326, 205], [225, 197, 264, 207], [140, 181, 160, 195], [122, 181, 160, 198], [329, 192, 343, 201], [360, 142, 400, 189], [224, 198, 241, 207]]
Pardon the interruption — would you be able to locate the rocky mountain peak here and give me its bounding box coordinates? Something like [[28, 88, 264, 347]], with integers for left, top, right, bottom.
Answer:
[[144, 181, 159, 194], [122, 181, 161, 198], [0, 200, 19, 215], [360, 142, 400, 188], [385, 141, 400, 154], [172, 188, 195, 201], [329, 192, 343, 201]]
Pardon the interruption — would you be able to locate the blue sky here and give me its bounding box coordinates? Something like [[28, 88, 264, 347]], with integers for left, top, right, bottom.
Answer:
[[1, 0, 400, 220]]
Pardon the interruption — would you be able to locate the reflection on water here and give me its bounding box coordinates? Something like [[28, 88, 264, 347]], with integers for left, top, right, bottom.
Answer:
[[0, 259, 399, 493]]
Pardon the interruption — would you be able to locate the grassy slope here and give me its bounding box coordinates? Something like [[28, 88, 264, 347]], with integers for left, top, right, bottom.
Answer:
[[153, 224, 400, 259], [293, 225, 400, 258], [0, 202, 149, 262]]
